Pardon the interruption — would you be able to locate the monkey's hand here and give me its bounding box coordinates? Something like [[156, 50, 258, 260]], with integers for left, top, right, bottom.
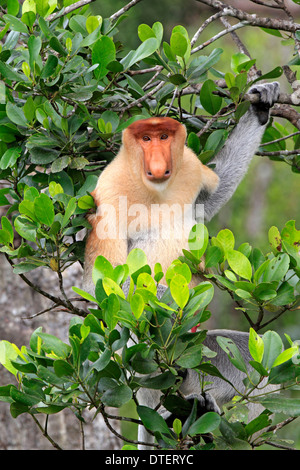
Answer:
[[186, 391, 221, 416], [248, 81, 280, 125]]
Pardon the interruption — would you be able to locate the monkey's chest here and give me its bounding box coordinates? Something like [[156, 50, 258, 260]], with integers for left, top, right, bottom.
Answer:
[[126, 203, 199, 272]]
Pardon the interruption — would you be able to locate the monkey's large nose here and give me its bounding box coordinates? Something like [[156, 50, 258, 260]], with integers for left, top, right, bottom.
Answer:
[[146, 157, 172, 181], [146, 168, 172, 181]]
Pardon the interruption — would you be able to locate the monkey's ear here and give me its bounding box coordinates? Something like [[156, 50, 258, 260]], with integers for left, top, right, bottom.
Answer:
[[201, 165, 219, 194]]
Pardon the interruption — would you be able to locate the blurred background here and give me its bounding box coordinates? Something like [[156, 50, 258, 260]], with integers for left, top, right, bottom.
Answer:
[[1, 0, 300, 450]]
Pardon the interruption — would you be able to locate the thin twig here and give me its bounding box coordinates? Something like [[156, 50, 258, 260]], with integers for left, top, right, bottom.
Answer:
[[190, 11, 224, 47], [31, 414, 63, 450], [114, 80, 165, 113], [191, 21, 250, 54], [100, 404, 160, 448], [46, 0, 96, 21], [195, 0, 300, 32], [109, 0, 144, 22], [4, 254, 87, 317], [256, 149, 300, 157], [249, 0, 282, 8], [260, 131, 300, 147]]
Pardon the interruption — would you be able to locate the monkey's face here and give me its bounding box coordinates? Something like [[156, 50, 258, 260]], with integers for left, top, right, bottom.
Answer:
[[124, 117, 186, 191]]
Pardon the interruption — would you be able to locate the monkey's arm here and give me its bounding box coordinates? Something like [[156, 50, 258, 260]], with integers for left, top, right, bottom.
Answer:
[[197, 82, 280, 222]]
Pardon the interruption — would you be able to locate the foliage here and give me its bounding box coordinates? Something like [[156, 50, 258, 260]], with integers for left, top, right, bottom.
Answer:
[[0, 0, 300, 451], [1, 230, 300, 450]]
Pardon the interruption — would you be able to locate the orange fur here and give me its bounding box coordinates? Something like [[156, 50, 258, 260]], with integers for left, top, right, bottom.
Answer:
[[84, 117, 219, 288]]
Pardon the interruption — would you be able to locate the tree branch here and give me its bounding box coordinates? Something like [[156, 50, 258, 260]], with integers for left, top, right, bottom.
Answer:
[[4, 254, 87, 318], [46, 0, 96, 21], [109, 0, 144, 21], [195, 0, 300, 32]]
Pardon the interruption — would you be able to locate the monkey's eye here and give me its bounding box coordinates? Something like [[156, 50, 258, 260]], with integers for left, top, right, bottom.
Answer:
[[160, 134, 168, 140], [142, 135, 151, 142]]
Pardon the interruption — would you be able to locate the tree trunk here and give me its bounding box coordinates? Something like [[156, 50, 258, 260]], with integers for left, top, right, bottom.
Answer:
[[0, 255, 121, 450]]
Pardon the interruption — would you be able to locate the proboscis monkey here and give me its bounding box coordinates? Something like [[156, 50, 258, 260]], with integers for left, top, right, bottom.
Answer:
[[83, 81, 280, 293], [83, 82, 280, 448]]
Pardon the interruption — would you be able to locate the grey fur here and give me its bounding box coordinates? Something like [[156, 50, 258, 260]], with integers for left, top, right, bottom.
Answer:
[[197, 81, 280, 221], [137, 329, 276, 449]]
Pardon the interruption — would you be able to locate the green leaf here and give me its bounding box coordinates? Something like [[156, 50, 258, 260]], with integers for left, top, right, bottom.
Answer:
[[3, 14, 28, 33], [137, 405, 171, 435], [271, 346, 298, 368], [121, 38, 158, 70], [126, 248, 148, 276], [227, 250, 252, 281], [130, 293, 145, 319], [14, 216, 38, 242], [260, 27, 283, 38], [136, 272, 156, 294], [270, 282, 295, 307], [249, 328, 264, 363], [170, 274, 189, 309], [49, 36, 67, 56], [176, 344, 202, 368], [187, 132, 201, 154], [225, 72, 235, 89], [0, 341, 19, 376], [0, 61, 26, 81], [41, 54, 58, 78], [92, 349, 112, 372], [34, 193, 55, 226], [72, 286, 98, 304], [231, 53, 252, 74], [78, 195, 95, 210], [188, 412, 221, 436], [170, 31, 188, 58], [0, 147, 21, 169], [213, 228, 235, 255], [62, 197, 76, 227], [268, 226, 282, 254], [205, 245, 223, 268], [138, 24, 156, 42], [189, 48, 223, 79], [135, 372, 177, 390], [8, 0, 20, 15], [51, 156, 71, 173], [188, 223, 208, 260], [217, 336, 248, 374], [105, 294, 121, 330], [173, 418, 182, 436], [53, 359, 74, 377], [261, 331, 283, 370], [10, 388, 40, 406], [258, 395, 300, 417], [28, 35, 42, 70], [22, 11, 36, 29], [38, 332, 71, 359], [251, 67, 283, 84], [262, 253, 290, 283], [86, 15, 102, 34], [200, 79, 222, 115], [101, 384, 132, 408], [92, 255, 114, 284], [252, 282, 277, 301], [103, 278, 125, 299], [92, 36, 116, 80], [6, 102, 28, 127]]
